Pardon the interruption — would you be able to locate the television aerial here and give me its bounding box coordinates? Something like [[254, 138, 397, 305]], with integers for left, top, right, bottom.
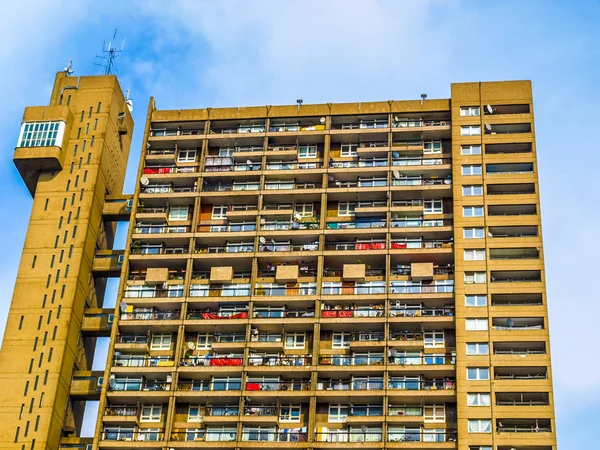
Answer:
[[95, 29, 126, 76], [63, 58, 74, 76]]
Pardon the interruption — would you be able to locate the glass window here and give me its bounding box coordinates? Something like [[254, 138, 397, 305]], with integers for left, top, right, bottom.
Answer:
[[466, 343, 489, 355], [332, 332, 351, 349], [178, 148, 196, 162], [206, 426, 236, 441], [140, 404, 162, 422], [468, 419, 492, 433], [298, 144, 317, 158], [466, 319, 489, 331], [463, 206, 484, 217], [18, 121, 65, 148], [465, 295, 487, 307], [424, 331, 444, 348], [424, 199, 443, 214], [464, 249, 486, 260], [462, 165, 482, 175], [460, 106, 481, 116], [464, 228, 485, 239], [463, 185, 483, 196], [461, 125, 481, 136], [464, 272, 486, 284], [328, 404, 349, 422], [341, 143, 358, 157], [423, 140, 442, 154], [188, 405, 203, 421], [466, 367, 490, 380], [295, 203, 314, 217], [169, 206, 189, 221], [461, 144, 482, 155], [338, 201, 356, 217], [280, 405, 301, 422], [467, 393, 491, 406], [424, 404, 445, 422], [150, 333, 172, 350], [285, 332, 306, 349], [212, 205, 227, 219]]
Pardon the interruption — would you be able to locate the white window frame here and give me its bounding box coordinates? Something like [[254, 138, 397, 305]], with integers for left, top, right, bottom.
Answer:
[[423, 140, 442, 154], [298, 144, 317, 158], [462, 185, 483, 196], [468, 419, 492, 433], [461, 125, 481, 136], [18, 121, 66, 148], [464, 228, 485, 239], [332, 331, 351, 349], [328, 404, 349, 422], [169, 206, 189, 221], [196, 333, 213, 349], [460, 106, 481, 117], [464, 249, 486, 261], [212, 205, 228, 219], [463, 206, 484, 217], [467, 393, 491, 406], [466, 319, 489, 331], [338, 201, 356, 217], [340, 143, 358, 157], [279, 405, 301, 422], [140, 404, 162, 422], [461, 144, 482, 155], [466, 367, 490, 381], [465, 295, 487, 307], [178, 148, 197, 162], [423, 404, 445, 422], [285, 332, 306, 349], [424, 331, 444, 348], [424, 199, 443, 214], [466, 343, 489, 355], [150, 334, 172, 350], [188, 405, 203, 422], [206, 426, 236, 441], [464, 272, 486, 284], [462, 165, 483, 175], [294, 203, 314, 217]]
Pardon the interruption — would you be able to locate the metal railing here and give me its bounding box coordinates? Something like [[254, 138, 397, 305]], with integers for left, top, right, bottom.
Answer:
[[389, 285, 454, 294], [102, 430, 165, 441], [245, 380, 311, 391], [252, 310, 315, 319], [260, 220, 320, 230], [140, 185, 197, 194], [390, 307, 454, 317], [116, 334, 148, 344], [203, 183, 260, 192], [146, 148, 176, 155], [319, 355, 385, 366], [195, 244, 254, 253], [186, 310, 248, 320], [104, 406, 138, 416], [243, 406, 277, 416], [130, 246, 188, 255], [136, 206, 168, 214], [326, 219, 387, 229], [325, 242, 386, 251], [120, 311, 180, 320], [241, 431, 308, 442], [254, 286, 317, 295], [390, 239, 453, 249], [392, 157, 451, 166], [113, 356, 175, 367], [133, 225, 191, 234], [143, 166, 197, 174], [321, 308, 385, 318], [247, 355, 312, 366], [391, 219, 452, 228], [393, 119, 451, 128], [388, 379, 456, 390], [392, 177, 452, 186], [188, 286, 251, 297], [109, 381, 171, 392], [123, 288, 183, 298], [259, 243, 319, 252], [389, 354, 455, 366]]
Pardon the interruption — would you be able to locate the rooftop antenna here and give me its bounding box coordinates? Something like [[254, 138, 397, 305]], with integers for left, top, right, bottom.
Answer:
[[296, 99, 303, 111], [63, 58, 74, 76], [420, 93, 427, 105], [94, 29, 125, 75]]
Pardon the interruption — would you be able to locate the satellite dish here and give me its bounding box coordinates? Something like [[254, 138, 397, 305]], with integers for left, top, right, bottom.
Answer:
[[259, 237, 267, 244], [392, 152, 399, 158], [319, 117, 326, 124], [126, 99, 134, 113], [140, 177, 150, 186], [507, 318, 515, 328], [294, 213, 303, 221], [108, 378, 117, 390], [117, 111, 126, 120], [486, 104, 493, 114], [187, 341, 196, 350], [394, 116, 399, 122], [120, 302, 128, 311], [393, 170, 400, 179], [485, 123, 492, 131], [246, 160, 252, 165]]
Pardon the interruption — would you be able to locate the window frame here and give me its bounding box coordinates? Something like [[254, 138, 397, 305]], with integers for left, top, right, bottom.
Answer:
[[340, 143, 358, 157], [467, 393, 491, 406], [424, 199, 443, 214], [461, 144, 482, 155], [279, 405, 301, 423], [338, 201, 356, 217], [460, 125, 482, 136], [465, 295, 487, 307], [466, 342, 490, 355], [178, 148, 197, 162], [150, 333, 172, 351], [466, 367, 490, 381], [468, 419, 492, 433], [212, 205, 228, 219], [463, 206, 484, 217], [464, 249, 486, 261], [169, 206, 189, 221], [462, 165, 483, 176], [462, 185, 483, 196], [140, 404, 162, 422], [460, 106, 481, 117], [466, 319, 489, 331], [463, 228, 485, 239], [328, 404, 349, 423], [423, 404, 446, 423], [464, 272, 486, 284], [284, 332, 306, 349], [298, 144, 317, 158]]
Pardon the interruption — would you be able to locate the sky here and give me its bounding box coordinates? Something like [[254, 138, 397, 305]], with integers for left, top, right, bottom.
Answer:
[[0, 0, 598, 446]]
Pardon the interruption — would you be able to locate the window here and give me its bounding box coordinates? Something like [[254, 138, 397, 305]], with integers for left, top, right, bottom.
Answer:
[[460, 106, 481, 116], [18, 121, 66, 148], [463, 206, 484, 217], [461, 125, 481, 136], [467, 393, 491, 406], [150, 334, 172, 350], [464, 272, 486, 284], [463, 185, 483, 196], [328, 404, 349, 422], [470, 447, 492, 450], [295, 203, 314, 217], [332, 332, 351, 349], [467, 367, 490, 380], [424, 199, 443, 214], [196, 333, 213, 349], [341, 143, 358, 157], [464, 249, 486, 261], [211, 376, 241, 391], [424, 331, 444, 348], [466, 319, 488, 331], [178, 148, 196, 162], [212, 205, 227, 219], [338, 202, 356, 217], [468, 419, 491, 433], [466, 343, 489, 355], [188, 405, 202, 422], [462, 165, 482, 175], [285, 332, 306, 349], [464, 228, 485, 239], [279, 405, 301, 422], [242, 425, 276, 442], [424, 404, 445, 422], [298, 144, 317, 158], [207, 426, 236, 441], [169, 206, 189, 221], [140, 405, 162, 422], [465, 295, 487, 307], [461, 144, 482, 155], [423, 140, 442, 154]]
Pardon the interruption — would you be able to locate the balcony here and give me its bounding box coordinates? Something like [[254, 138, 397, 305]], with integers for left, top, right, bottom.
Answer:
[[195, 243, 254, 254], [143, 165, 198, 175], [189, 284, 251, 297], [113, 355, 175, 368], [70, 371, 104, 400], [391, 176, 452, 187], [488, 204, 537, 216], [261, 219, 320, 231], [247, 355, 312, 367], [319, 355, 384, 367], [245, 380, 312, 391], [203, 182, 260, 192], [484, 123, 532, 134], [388, 353, 455, 366], [492, 317, 544, 330], [92, 250, 124, 277], [496, 392, 550, 406], [488, 226, 538, 238], [496, 419, 551, 433], [494, 367, 547, 380], [140, 184, 197, 195], [120, 310, 181, 321], [485, 142, 532, 154], [491, 270, 541, 283], [241, 430, 309, 443], [81, 309, 113, 337], [150, 126, 204, 137], [493, 342, 546, 355], [388, 378, 456, 391], [491, 293, 543, 306], [186, 310, 248, 320], [101, 428, 165, 442], [489, 247, 540, 260], [133, 224, 191, 234], [104, 405, 139, 418], [387, 429, 457, 444], [487, 183, 536, 195], [486, 162, 534, 174], [254, 285, 317, 296], [180, 355, 243, 367], [109, 378, 171, 392], [326, 218, 387, 230], [123, 287, 184, 299], [325, 241, 386, 251], [321, 306, 385, 319], [103, 196, 133, 221]]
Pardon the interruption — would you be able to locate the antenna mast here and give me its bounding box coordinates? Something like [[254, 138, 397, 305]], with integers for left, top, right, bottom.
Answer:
[[94, 29, 125, 75]]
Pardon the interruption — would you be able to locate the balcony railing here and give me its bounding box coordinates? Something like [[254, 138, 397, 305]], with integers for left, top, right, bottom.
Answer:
[[104, 406, 138, 417], [140, 185, 197, 194], [244, 406, 277, 416], [123, 288, 183, 298], [393, 119, 451, 128], [137, 206, 168, 214], [392, 157, 451, 166], [390, 307, 454, 317], [259, 243, 319, 252], [392, 177, 452, 186], [254, 286, 317, 296], [391, 219, 452, 228], [180, 356, 243, 367], [241, 431, 308, 442], [207, 406, 240, 416], [203, 183, 260, 192], [245, 380, 311, 391], [189, 286, 251, 297], [102, 430, 164, 441], [390, 331, 423, 341], [143, 166, 197, 174], [323, 268, 385, 277], [388, 379, 456, 390], [266, 161, 323, 170], [109, 381, 171, 391], [390, 240, 453, 249], [120, 310, 180, 320], [133, 225, 191, 234], [253, 310, 316, 318], [258, 267, 317, 277], [146, 148, 176, 155], [387, 430, 457, 443], [150, 127, 203, 136], [196, 244, 254, 253], [319, 355, 385, 366], [326, 219, 387, 229], [260, 220, 319, 231], [177, 380, 240, 391], [250, 333, 283, 342], [130, 246, 188, 255], [321, 307, 385, 318], [186, 310, 249, 320], [198, 223, 257, 232], [317, 380, 384, 390], [497, 424, 551, 433], [113, 356, 175, 367], [247, 355, 312, 366], [325, 242, 386, 251], [390, 284, 454, 294], [169, 431, 237, 442], [389, 354, 455, 366]]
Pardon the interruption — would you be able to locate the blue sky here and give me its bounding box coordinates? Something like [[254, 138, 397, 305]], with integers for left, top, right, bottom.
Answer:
[[0, 0, 598, 445]]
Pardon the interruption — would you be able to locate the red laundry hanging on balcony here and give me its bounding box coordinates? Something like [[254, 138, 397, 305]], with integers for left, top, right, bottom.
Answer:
[[210, 358, 243, 366]]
